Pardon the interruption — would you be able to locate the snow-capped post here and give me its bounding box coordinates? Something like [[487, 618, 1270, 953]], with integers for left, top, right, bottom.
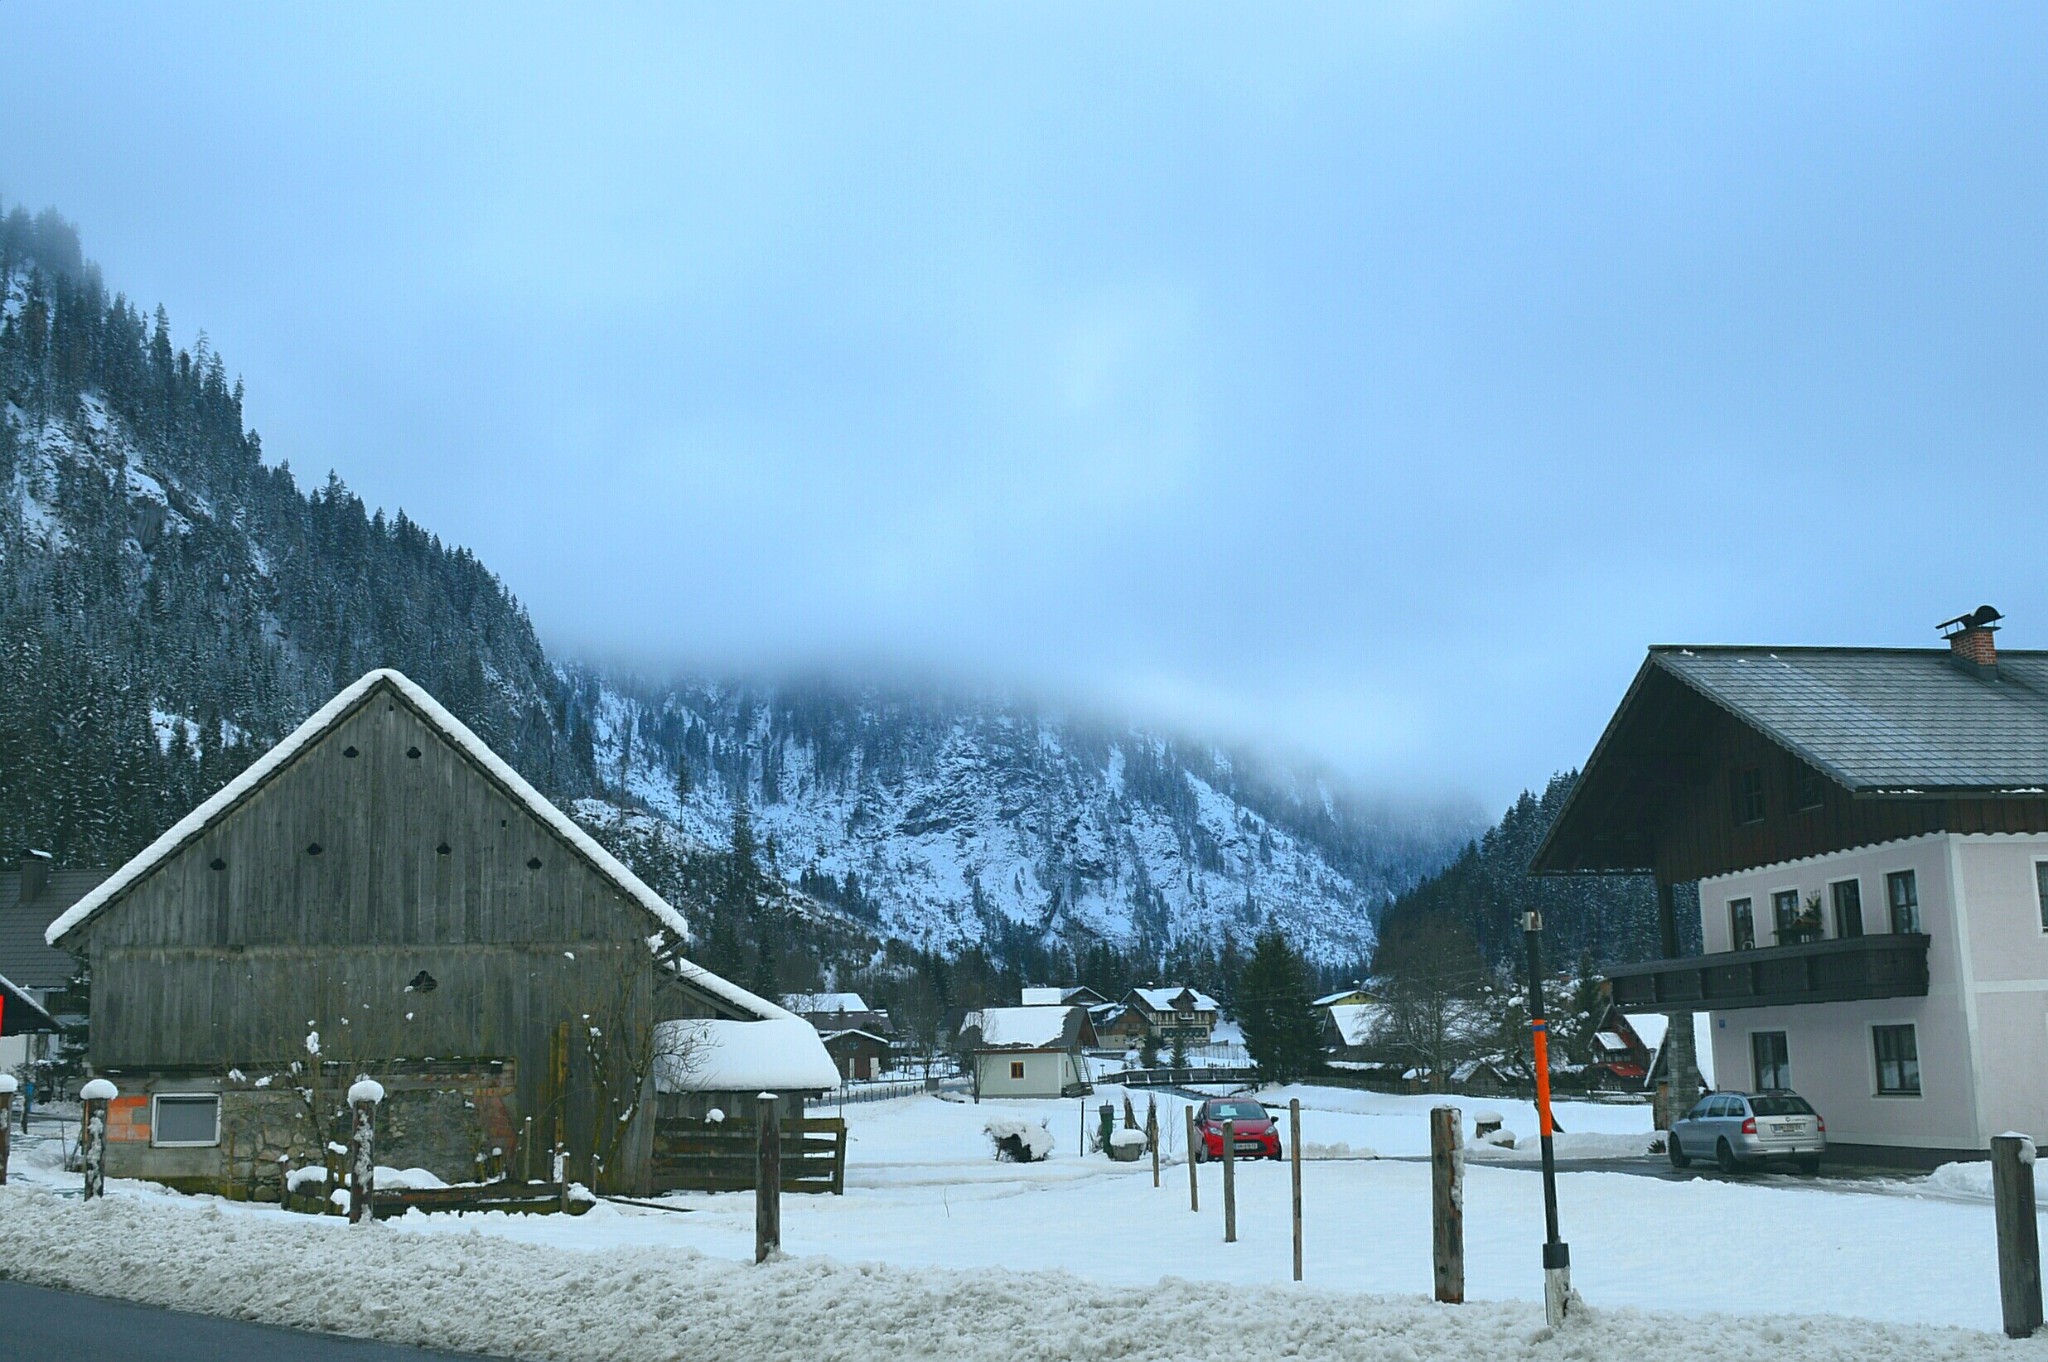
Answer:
[[1430, 1105, 1464, 1303], [0, 1072, 15, 1185], [755, 1092, 781, 1264], [519, 1116, 534, 1183], [1185, 1104, 1200, 1211], [1524, 911, 1572, 1325], [1221, 1117, 1237, 1243], [79, 1077, 116, 1199], [1992, 1132, 2042, 1338], [346, 1077, 385, 1225], [1289, 1098, 1303, 1283]]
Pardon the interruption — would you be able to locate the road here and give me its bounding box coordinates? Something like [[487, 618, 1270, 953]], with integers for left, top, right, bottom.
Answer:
[[0, 1280, 502, 1362]]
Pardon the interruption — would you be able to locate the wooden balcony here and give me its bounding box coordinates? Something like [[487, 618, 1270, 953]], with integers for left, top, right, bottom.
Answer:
[[1605, 933, 1930, 1013]]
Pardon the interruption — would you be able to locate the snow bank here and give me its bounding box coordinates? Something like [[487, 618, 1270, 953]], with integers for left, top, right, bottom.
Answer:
[[1927, 1158, 2048, 1201], [0, 1185, 2026, 1361], [285, 1167, 328, 1193]]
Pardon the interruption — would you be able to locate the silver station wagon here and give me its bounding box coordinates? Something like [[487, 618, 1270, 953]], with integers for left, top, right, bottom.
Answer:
[[1669, 1091, 1826, 1174]]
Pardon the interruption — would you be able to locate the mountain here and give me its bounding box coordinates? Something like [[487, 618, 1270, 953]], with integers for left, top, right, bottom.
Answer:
[[0, 202, 1473, 973]]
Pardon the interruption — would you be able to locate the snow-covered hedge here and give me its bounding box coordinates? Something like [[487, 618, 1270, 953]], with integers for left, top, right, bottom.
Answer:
[[985, 1118, 1054, 1162]]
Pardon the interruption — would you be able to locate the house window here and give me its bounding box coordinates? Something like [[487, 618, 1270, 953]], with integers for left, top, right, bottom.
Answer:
[[1873, 1024, 1921, 1096], [2037, 861, 2048, 932], [151, 1093, 221, 1148], [1793, 760, 1827, 812], [1009, 1061, 1025, 1080], [1731, 766, 1766, 825], [1729, 898, 1755, 951], [1830, 879, 1863, 939], [1751, 1031, 1791, 1091], [1887, 871, 1921, 934], [1772, 890, 1801, 944]]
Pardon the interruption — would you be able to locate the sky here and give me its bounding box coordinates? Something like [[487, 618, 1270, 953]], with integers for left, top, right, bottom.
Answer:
[[2, 5, 2044, 811]]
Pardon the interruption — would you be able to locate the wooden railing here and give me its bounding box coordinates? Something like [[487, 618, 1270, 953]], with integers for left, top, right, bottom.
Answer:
[[1605, 933, 1930, 1012], [650, 1115, 846, 1195]]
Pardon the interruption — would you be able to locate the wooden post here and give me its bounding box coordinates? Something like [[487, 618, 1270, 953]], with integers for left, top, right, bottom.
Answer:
[[1993, 1133, 2043, 1338], [1186, 1104, 1200, 1211], [756, 1093, 782, 1264], [1430, 1104, 1464, 1304], [1290, 1098, 1303, 1282], [79, 1078, 115, 1201], [520, 1116, 535, 1183], [0, 1076, 14, 1186], [1147, 1097, 1160, 1188], [347, 1079, 384, 1225], [1222, 1117, 1237, 1243]]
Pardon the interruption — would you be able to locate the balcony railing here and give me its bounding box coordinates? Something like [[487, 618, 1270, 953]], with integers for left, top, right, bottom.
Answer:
[[1605, 933, 1930, 1013]]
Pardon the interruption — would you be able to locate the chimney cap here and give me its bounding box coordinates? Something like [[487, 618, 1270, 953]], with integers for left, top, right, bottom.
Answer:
[[1938, 605, 2003, 638]]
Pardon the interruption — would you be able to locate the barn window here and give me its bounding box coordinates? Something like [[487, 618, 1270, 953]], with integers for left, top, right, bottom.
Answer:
[[436, 842, 451, 856], [1009, 1061, 1025, 1080], [342, 746, 359, 759], [526, 856, 544, 870], [152, 1094, 221, 1147], [306, 843, 324, 857], [406, 746, 422, 759], [209, 858, 226, 872]]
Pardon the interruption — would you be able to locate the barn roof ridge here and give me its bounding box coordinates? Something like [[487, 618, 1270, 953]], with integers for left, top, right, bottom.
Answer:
[[43, 669, 793, 1024]]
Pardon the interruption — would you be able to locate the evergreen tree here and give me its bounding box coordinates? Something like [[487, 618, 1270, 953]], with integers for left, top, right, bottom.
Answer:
[[1237, 928, 1320, 1082]]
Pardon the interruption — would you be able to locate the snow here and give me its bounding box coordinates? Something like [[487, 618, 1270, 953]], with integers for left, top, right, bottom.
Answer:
[[1130, 985, 1220, 1014], [983, 1117, 1055, 1160], [961, 1006, 1074, 1049], [1628, 1012, 1669, 1052], [1018, 986, 1065, 1006], [1108, 1128, 1147, 1149], [1326, 1002, 1383, 1048], [0, 1074, 15, 1095], [348, 1078, 386, 1105], [782, 992, 869, 1014], [653, 1017, 840, 1093], [285, 1167, 328, 1192], [79, 1079, 117, 1101]]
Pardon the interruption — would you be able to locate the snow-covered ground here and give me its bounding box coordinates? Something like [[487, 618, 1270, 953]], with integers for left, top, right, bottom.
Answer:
[[1, 1084, 2039, 1357]]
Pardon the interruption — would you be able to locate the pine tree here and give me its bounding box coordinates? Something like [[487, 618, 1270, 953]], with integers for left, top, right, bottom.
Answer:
[[1237, 928, 1319, 1082]]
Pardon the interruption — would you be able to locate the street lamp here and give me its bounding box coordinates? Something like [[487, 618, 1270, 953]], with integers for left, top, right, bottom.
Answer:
[[1523, 910, 1571, 1325]]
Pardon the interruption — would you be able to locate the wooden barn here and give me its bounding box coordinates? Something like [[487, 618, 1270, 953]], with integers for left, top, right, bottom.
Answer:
[[45, 668, 832, 1199]]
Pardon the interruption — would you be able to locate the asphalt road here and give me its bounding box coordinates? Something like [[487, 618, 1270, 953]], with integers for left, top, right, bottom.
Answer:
[[0, 1280, 502, 1362]]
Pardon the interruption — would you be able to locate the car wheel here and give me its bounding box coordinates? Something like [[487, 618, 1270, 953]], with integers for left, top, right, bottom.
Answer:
[[1668, 1133, 1690, 1168], [1796, 1156, 1821, 1175], [1716, 1139, 1741, 1174], [1193, 1145, 1206, 1164]]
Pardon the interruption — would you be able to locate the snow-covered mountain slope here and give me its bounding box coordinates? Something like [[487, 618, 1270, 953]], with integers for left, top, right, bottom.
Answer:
[[566, 671, 1473, 965]]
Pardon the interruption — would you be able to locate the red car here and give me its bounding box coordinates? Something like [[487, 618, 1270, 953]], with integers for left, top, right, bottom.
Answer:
[[1192, 1097, 1282, 1162]]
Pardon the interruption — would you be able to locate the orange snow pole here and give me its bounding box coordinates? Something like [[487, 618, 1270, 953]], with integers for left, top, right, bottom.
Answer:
[[1531, 1020, 1554, 1137], [1524, 911, 1570, 1325]]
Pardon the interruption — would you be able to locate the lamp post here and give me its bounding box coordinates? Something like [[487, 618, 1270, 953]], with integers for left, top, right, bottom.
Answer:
[[1524, 911, 1571, 1325]]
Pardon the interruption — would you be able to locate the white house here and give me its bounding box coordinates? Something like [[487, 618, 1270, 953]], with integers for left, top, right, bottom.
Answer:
[[1538, 609, 2048, 1165], [960, 1005, 1095, 1099]]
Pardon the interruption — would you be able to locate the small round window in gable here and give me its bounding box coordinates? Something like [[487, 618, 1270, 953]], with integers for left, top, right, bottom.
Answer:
[[526, 856, 544, 870], [306, 842, 324, 857], [209, 857, 226, 872], [406, 746, 422, 760], [436, 841, 451, 856], [342, 746, 359, 759]]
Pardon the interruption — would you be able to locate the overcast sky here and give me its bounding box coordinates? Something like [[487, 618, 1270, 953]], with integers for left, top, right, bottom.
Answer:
[[3, 5, 2043, 810]]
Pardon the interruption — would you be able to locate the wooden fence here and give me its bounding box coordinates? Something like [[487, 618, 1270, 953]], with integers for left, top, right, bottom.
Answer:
[[651, 1115, 847, 1195], [367, 1182, 577, 1219]]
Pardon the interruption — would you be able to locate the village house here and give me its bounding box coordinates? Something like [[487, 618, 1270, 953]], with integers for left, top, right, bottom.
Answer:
[[0, 852, 107, 1078], [45, 668, 833, 1197], [1122, 986, 1220, 1045], [1585, 1005, 1667, 1090], [1312, 986, 1375, 1010], [783, 991, 896, 1039], [1536, 608, 2048, 1165], [959, 1005, 1096, 1098], [818, 1028, 891, 1081]]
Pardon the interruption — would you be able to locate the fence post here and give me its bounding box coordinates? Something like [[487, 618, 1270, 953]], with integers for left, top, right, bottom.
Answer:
[[347, 1078, 384, 1225], [1148, 1097, 1160, 1189], [1993, 1133, 2042, 1338], [1431, 1105, 1464, 1304], [1186, 1104, 1200, 1211], [78, 1078, 115, 1200], [0, 1075, 14, 1186], [1290, 1098, 1303, 1282], [1222, 1117, 1237, 1243], [756, 1092, 782, 1264]]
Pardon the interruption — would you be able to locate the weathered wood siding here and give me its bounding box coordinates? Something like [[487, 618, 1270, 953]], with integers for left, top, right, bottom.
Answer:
[[78, 682, 680, 1189]]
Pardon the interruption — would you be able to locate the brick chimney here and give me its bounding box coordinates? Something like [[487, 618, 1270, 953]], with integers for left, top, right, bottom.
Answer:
[[18, 849, 51, 902], [1939, 605, 2003, 675]]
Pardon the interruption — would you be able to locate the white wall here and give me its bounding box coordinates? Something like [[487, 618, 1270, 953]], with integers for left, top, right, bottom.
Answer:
[[975, 1049, 1080, 1098], [1698, 834, 1982, 1153]]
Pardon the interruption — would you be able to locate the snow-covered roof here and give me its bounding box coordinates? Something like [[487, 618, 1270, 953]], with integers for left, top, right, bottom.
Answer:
[[1019, 986, 1065, 1007], [0, 970, 59, 1034], [1131, 986, 1220, 1014], [655, 1017, 841, 1094], [47, 669, 692, 952], [1326, 1002, 1384, 1048], [1630, 1012, 1669, 1053], [1592, 1030, 1631, 1054], [783, 991, 869, 1015], [1313, 988, 1371, 1008], [963, 1005, 1080, 1050], [818, 1028, 892, 1046]]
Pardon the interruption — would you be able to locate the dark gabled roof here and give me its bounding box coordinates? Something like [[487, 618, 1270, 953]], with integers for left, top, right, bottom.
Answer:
[[1, 971, 61, 1034], [0, 867, 107, 990], [1651, 647, 2048, 793]]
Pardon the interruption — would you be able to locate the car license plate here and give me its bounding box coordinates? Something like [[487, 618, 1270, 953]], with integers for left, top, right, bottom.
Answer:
[[1768, 1120, 1805, 1137]]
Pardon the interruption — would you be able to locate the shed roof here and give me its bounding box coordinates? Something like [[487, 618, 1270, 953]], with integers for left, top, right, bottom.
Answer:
[[0, 971, 60, 1035], [0, 865, 106, 991], [962, 1005, 1087, 1050], [654, 1017, 841, 1094]]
